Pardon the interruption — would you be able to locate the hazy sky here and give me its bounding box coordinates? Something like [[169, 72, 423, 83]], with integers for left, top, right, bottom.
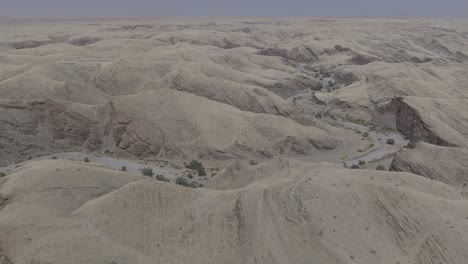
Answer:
[[0, 0, 467, 17]]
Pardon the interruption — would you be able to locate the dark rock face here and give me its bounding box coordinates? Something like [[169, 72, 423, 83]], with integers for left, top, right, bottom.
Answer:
[[12, 40, 42, 49], [349, 54, 377, 65], [0, 100, 112, 166], [266, 74, 321, 98], [241, 27, 251, 33], [391, 143, 468, 187], [334, 71, 359, 86], [390, 97, 455, 147], [257, 45, 319, 63], [67, 36, 100, 46]]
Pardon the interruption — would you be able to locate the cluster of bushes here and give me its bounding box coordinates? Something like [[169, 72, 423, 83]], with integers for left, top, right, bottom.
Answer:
[[176, 177, 201, 188], [315, 111, 337, 120], [311, 84, 324, 91], [185, 160, 206, 176], [350, 161, 387, 171], [140, 167, 170, 182], [376, 165, 386, 171], [156, 174, 170, 182], [140, 167, 154, 177]]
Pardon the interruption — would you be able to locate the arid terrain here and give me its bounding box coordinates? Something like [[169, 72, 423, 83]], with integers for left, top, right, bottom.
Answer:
[[1, 17, 468, 264]]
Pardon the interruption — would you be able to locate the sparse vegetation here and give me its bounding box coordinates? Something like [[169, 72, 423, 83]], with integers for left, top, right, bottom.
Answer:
[[0, 172, 6, 177], [51, 156, 58, 160], [249, 160, 258, 165], [185, 160, 206, 176], [315, 111, 336, 120], [376, 165, 386, 171], [120, 166, 127, 171], [84, 157, 90, 163], [104, 149, 114, 155], [351, 165, 360, 169], [311, 84, 323, 91], [140, 167, 154, 177], [155, 174, 170, 182], [189, 182, 199, 188], [387, 139, 395, 145], [176, 177, 190, 187], [359, 160, 366, 166]]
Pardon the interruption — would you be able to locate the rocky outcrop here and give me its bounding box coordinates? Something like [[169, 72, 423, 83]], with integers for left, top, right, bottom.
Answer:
[[67, 36, 100, 46], [349, 54, 377, 65], [266, 74, 321, 98], [390, 97, 454, 147], [334, 71, 359, 86], [257, 45, 319, 63], [11, 40, 42, 49], [0, 100, 113, 166], [391, 142, 468, 187]]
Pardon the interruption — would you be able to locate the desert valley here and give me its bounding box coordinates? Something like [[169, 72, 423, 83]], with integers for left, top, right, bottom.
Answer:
[[1, 17, 468, 264]]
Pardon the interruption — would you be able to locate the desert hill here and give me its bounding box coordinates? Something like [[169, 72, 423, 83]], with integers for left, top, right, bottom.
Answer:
[[2, 18, 468, 264], [1, 18, 468, 164], [1, 159, 468, 264]]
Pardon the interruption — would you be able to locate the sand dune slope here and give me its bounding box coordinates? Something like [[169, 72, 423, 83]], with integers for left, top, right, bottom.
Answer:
[[1, 159, 468, 264]]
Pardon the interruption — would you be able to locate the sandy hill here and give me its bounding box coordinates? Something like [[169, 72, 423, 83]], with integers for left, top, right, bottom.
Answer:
[[1, 18, 468, 264], [0, 159, 467, 264], [1, 18, 468, 165]]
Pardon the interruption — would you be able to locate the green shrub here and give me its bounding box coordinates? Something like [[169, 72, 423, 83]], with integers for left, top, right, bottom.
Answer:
[[120, 166, 127, 171], [359, 160, 366, 166], [386, 139, 395, 145], [188, 182, 199, 189], [311, 84, 324, 91], [51, 156, 58, 160], [351, 165, 360, 169], [140, 167, 154, 177], [185, 160, 206, 176], [155, 174, 170, 182], [0, 172, 6, 177], [84, 157, 90, 163], [376, 165, 386, 171], [176, 177, 190, 187]]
